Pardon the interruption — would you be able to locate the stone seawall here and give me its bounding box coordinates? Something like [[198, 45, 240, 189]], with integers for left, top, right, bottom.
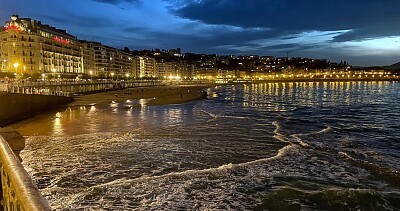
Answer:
[[0, 93, 73, 127]]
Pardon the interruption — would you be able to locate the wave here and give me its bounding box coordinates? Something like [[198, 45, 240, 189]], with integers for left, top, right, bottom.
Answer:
[[255, 186, 392, 210], [53, 143, 297, 210], [290, 125, 333, 146], [64, 143, 297, 206], [198, 109, 253, 121], [339, 152, 400, 188], [198, 109, 219, 119]]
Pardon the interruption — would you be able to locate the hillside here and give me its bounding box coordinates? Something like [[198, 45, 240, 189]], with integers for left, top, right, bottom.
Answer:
[[385, 62, 400, 70]]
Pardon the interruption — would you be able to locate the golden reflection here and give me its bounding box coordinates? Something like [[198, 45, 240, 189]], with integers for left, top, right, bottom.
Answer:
[[52, 112, 64, 136], [89, 105, 96, 112], [87, 105, 99, 133], [139, 99, 147, 107]]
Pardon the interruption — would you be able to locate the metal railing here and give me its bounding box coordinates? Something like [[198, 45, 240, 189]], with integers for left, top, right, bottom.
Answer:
[[0, 128, 51, 211], [3, 80, 161, 96]]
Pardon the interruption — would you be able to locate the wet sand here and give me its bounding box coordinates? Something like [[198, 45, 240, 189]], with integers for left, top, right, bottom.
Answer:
[[70, 84, 213, 106]]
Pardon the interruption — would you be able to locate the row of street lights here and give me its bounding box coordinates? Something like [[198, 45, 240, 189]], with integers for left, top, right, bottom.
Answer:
[[8, 64, 136, 81]]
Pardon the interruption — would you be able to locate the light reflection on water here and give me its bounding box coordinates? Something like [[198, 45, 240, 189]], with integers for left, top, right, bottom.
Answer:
[[13, 81, 400, 210], [234, 81, 393, 112], [13, 81, 397, 137]]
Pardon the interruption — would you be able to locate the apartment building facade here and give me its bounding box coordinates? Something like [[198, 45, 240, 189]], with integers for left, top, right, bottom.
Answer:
[[0, 15, 194, 80], [0, 14, 87, 78]]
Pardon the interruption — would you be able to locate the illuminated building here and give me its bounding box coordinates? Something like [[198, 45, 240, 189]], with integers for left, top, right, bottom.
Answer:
[[0, 14, 89, 77], [87, 42, 137, 78], [156, 61, 175, 78], [0, 14, 139, 79], [139, 56, 156, 78]]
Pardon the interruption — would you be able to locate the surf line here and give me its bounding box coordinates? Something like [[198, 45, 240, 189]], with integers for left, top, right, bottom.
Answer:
[[77, 146, 297, 193]]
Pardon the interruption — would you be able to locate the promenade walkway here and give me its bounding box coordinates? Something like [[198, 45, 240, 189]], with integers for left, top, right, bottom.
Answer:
[[2, 80, 160, 96]]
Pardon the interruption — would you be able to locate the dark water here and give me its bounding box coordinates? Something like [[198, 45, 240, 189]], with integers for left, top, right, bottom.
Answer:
[[14, 81, 400, 210]]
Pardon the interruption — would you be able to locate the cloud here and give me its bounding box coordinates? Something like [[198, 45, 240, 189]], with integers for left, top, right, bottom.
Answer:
[[91, 0, 140, 5], [333, 26, 400, 42], [173, 0, 400, 41], [41, 15, 114, 28], [2, 0, 398, 66]]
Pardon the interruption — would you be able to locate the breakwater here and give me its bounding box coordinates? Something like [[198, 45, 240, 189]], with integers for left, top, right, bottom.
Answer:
[[0, 93, 73, 127]]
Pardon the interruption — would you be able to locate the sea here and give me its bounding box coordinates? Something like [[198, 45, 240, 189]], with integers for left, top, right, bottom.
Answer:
[[12, 81, 400, 210]]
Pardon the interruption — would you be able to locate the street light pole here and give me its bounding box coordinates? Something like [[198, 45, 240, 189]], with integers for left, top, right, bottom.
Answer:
[[2, 59, 6, 72], [13, 62, 19, 80]]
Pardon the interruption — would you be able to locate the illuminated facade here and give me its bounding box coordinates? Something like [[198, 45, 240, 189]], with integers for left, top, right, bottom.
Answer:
[[0, 14, 195, 80], [139, 56, 156, 78], [88, 42, 137, 78], [0, 14, 88, 77], [0, 15, 139, 79]]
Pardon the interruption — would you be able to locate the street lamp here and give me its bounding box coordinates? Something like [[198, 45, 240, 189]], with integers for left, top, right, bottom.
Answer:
[[125, 73, 130, 80], [2, 59, 6, 72], [13, 63, 19, 79], [111, 72, 114, 81], [89, 70, 93, 81]]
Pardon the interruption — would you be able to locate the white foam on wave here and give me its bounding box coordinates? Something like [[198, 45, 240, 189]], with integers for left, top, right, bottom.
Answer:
[[291, 134, 310, 147], [73, 143, 297, 195], [59, 143, 299, 210], [316, 126, 333, 134], [199, 109, 219, 119], [272, 121, 291, 144], [290, 125, 333, 147], [23, 119, 300, 209], [220, 115, 252, 120], [198, 109, 252, 121]]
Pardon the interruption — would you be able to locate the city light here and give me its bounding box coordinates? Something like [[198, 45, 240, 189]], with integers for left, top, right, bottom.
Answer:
[[13, 62, 19, 79]]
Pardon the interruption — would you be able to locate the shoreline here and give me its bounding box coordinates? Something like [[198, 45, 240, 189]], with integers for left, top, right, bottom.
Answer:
[[69, 84, 214, 107], [69, 79, 398, 107]]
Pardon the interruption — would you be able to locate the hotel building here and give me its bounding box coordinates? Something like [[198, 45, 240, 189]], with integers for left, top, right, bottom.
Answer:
[[0, 14, 141, 79], [0, 14, 89, 78]]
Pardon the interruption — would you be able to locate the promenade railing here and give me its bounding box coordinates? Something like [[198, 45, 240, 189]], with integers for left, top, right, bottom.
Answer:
[[0, 128, 51, 211]]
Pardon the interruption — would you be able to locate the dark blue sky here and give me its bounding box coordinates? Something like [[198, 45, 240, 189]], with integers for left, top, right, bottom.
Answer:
[[2, 0, 400, 66]]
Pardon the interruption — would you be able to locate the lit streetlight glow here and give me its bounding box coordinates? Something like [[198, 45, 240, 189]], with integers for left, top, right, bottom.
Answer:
[[13, 62, 19, 79]]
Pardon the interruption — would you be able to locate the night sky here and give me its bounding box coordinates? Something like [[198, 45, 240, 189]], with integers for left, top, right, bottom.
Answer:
[[1, 0, 400, 66]]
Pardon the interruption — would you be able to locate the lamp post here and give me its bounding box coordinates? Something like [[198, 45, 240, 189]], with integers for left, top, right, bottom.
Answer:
[[13, 62, 19, 80], [125, 73, 130, 81], [111, 72, 114, 81], [89, 70, 93, 81], [2, 59, 6, 72]]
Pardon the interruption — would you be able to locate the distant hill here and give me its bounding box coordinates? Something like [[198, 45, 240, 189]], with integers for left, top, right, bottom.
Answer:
[[386, 62, 400, 70]]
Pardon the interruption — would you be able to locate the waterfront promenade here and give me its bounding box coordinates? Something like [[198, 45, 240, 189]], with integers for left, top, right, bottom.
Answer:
[[2, 80, 160, 96]]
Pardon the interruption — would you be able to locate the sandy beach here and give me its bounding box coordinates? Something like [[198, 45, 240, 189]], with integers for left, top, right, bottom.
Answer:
[[69, 84, 213, 106]]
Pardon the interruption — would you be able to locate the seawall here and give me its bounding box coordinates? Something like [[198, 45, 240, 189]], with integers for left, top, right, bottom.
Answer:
[[0, 93, 73, 127]]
